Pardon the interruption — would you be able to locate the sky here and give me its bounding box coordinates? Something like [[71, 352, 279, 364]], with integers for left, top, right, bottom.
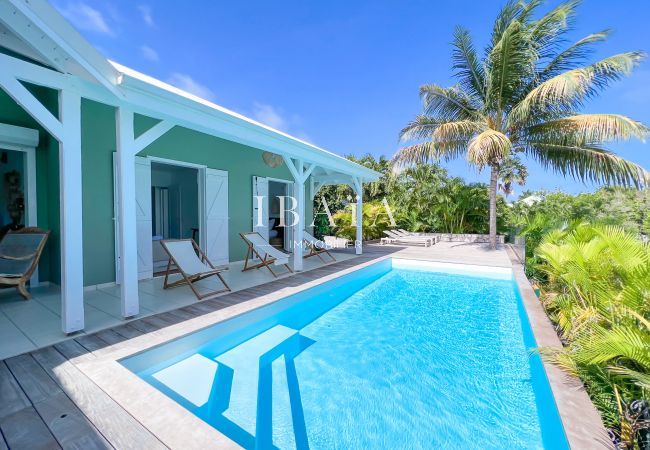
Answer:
[[52, 0, 650, 196]]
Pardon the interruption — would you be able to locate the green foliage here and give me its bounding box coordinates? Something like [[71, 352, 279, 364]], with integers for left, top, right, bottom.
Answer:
[[331, 201, 394, 240], [394, 0, 649, 246], [534, 223, 650, 444], [313, 155, 510, 238]]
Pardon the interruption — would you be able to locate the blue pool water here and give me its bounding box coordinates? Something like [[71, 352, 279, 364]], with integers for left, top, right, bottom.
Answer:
[[122, 259, 568, 449]]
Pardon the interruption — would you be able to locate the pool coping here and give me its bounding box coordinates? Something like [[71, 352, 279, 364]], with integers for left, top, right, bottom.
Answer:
[[70, 250, 612, 449], [505, 246, 613, 450]]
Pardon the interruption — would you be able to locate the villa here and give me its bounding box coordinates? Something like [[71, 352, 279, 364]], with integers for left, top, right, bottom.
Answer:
[[0, 0, 378, 341], [0, 1, 627, 449]]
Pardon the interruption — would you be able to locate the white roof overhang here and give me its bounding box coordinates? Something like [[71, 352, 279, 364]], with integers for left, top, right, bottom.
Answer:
[[0, 0, 380, 182]]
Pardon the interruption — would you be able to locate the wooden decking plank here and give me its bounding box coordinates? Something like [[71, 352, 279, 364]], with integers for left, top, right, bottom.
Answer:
[[125, 318, 160, 334], [74, 334, 109, 353], [0, 361, 30, 420], [164, 307, 197, 321], [33, 390, 113, 450], [31, 347, 166, 450], [5, 354, 62, 404], [110, 324, 144, 339], [54, 339, 94, 362], [0, 406, 61, 450], [94, 329, 127, 346]]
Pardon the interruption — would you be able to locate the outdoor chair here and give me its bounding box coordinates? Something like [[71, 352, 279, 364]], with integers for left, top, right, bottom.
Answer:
[[240, 232, 293, 277], [0, 227, 50, 299], [382, 230, 434, 247], [303, 231, 336, 262], [160, 239, 230, 300], [397, 228, 439, 243]]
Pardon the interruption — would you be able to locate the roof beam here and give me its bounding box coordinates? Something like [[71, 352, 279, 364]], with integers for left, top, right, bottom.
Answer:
[[133, 120, 174, 154], [0, 71, 63, 140]]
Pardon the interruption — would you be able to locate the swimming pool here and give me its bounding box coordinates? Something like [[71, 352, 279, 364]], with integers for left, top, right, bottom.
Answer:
[[122, 258, 568, 449]]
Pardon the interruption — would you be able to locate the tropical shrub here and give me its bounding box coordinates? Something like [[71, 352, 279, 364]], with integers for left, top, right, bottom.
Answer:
[[331, 201, 394, 240], [534, 223, 650, 447], [393, 0, 649, 249]]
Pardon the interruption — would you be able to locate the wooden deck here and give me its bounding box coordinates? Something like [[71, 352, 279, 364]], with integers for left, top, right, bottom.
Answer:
[[0, 247, 400, 449], [5, 242, 598, 450]]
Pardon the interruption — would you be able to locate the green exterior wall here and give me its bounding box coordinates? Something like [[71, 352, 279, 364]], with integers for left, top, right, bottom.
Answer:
[[0, 85, 59, 283], [0, 91, 314, 287]]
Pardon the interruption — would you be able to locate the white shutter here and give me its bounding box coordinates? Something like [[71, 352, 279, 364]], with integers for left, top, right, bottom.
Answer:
[[135, 157, 153, 279], [204, 169, 229, 265], [284, 181, 294, 251], [252, 176, 269, 241]]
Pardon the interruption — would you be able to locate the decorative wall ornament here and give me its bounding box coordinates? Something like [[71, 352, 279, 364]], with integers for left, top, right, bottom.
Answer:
[[262, 151, 283, 168]]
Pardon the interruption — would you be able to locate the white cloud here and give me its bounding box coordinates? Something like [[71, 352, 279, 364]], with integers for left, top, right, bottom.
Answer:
[[252, 102, 287, 130], [167, 73, 215, 100], [138, 5, 154, 27], [252, 102, 313, 143], [140, 45, 159, 62], [57, 1, 113, 35]]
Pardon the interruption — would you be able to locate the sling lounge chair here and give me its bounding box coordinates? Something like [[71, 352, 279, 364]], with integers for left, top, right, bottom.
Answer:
[[240, 232, 293, 277], [160, 239, 230, 300], [382, 230, 434, 247], [303, 231, 336, 262], [0, 227, 50, 299]]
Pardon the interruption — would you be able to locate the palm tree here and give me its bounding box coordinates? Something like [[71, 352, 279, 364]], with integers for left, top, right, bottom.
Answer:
[[393, 0, 650, 249]]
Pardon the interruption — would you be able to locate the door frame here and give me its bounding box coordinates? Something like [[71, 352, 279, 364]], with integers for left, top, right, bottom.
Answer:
[[114, 155, 209, 280], [0, 123, 39, 285], [266, 177, 294, 251]]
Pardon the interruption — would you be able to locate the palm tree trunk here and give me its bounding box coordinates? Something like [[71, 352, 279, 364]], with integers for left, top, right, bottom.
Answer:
[[489, 164, 499, 250]]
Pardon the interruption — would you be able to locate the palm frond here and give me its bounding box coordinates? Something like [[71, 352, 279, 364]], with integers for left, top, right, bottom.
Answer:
[[467, 129, 512, 167], [526, 141, 650, 188], [486, 19, 537, 111], [528, 0, 579, 60], [392, 140, 471, 167], [527, 114, 649, 146], [419, 84, 481, 120], [452, 26, 486, 102], [537, 30, 611, 82], [510, 52, 646, 123]]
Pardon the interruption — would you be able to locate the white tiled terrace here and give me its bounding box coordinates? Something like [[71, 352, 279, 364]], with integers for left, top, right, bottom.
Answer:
[[0, 252, 357, 360]]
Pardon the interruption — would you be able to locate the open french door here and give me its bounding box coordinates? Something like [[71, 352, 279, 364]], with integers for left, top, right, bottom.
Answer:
[[200, 168, 229, 266], [113, 155, 153, 282]]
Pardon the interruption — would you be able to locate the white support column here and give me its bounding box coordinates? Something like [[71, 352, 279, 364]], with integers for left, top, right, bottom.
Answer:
[[59, 90, 85, 333], [283, 156, 317, 272], [353, 177, 363, 255], [294, 159, 305, 272], [116, 108, 140, 317]]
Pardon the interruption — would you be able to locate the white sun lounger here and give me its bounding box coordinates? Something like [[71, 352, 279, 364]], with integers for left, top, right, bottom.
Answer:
[[397, 228, 439, 243], [160, 239, 230, 300], [303, 230, 336, 262], [382, 230, 434, 247], [240, 232, 293, 277]]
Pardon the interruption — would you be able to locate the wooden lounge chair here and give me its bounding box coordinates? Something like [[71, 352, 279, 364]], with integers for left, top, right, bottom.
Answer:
[[240, 232, 293, 277], [303, 231, 336, 262], [160, 239, 230, 300], [0, 227, 50, 299]]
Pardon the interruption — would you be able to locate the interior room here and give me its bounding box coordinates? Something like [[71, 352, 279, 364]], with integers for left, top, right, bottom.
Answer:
[[268, 180, 291, 250], [150, 162, 199, 273], [0, 149, 26, 239]]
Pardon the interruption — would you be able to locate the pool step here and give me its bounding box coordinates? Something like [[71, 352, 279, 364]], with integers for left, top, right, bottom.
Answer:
[[215, 325, 301, 440]]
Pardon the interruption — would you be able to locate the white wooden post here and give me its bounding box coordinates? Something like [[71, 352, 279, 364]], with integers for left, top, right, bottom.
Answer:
[[353, 177, 363, 255], [116, 108, 140, 317], [59, 90, 85, 333], [283, 157, 316, 272]]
